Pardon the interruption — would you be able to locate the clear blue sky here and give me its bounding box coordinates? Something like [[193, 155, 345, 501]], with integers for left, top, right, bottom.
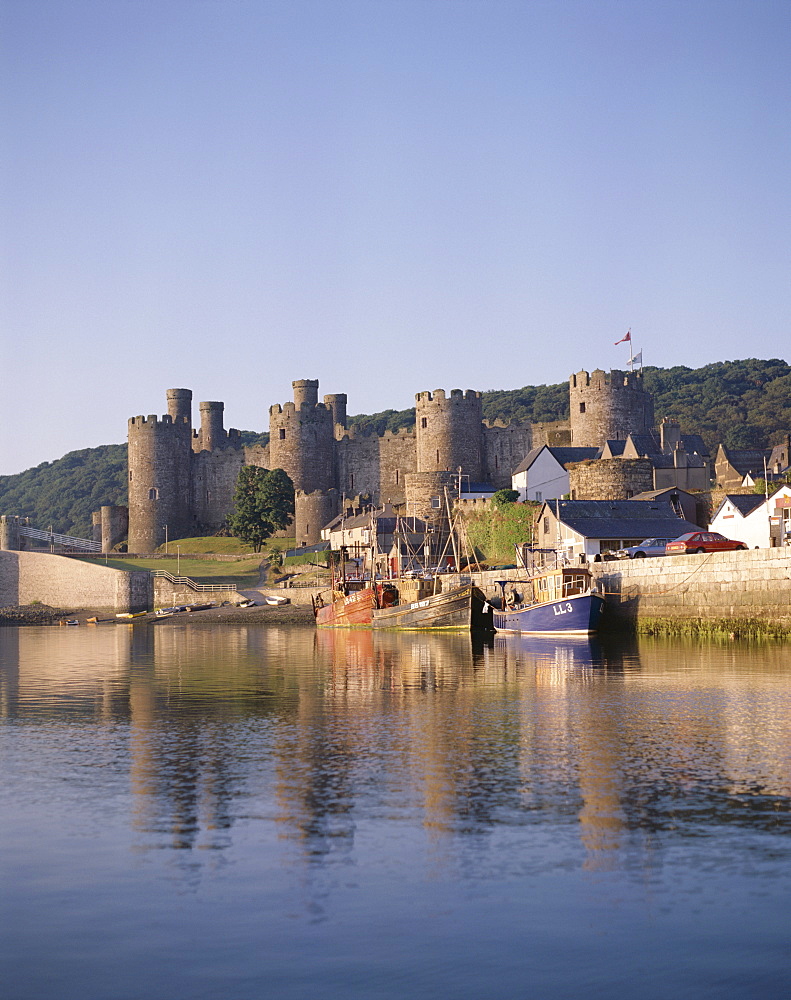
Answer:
[[2, 0, 789, 475]]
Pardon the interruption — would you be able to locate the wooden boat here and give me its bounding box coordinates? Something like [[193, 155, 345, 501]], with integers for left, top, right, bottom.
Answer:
[[493, 566, 605, 635], [371, 581, 493, 631], [313, 582, 377, 627], [115, 611, 148, 619], [263, 595, 289, 606]]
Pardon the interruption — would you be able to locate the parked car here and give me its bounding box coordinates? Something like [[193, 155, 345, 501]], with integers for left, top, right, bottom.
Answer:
[[665, 531, 747, 555], [618, 537, 675, 559]]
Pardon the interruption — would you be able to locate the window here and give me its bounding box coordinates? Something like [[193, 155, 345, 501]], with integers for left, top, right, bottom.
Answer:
[[543, 517, 549, 534], [279, 428, 286, 439], [579, 402, 586, 413], [129, 471, 133, 481], [395, 469, 399, 484], [436, 450, 440, 464], [206, 491, 211, 503], [421, 417, 427, 428], [535, 491, 542, 502], [148, 488, 158, 500], [431, 496, 441, 509]]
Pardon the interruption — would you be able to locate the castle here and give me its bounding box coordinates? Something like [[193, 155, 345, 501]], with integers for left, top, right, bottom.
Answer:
[[125, 369, 655, 552]]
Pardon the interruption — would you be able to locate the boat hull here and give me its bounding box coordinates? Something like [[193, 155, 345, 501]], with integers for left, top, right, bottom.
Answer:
[[493, 592, 605, 635], [372, 585, 493, 631], [315, 587, 376, 627]]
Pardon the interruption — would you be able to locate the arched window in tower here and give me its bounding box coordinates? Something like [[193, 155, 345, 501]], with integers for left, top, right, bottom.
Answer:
[[579, 402, 586, 413], [421, 417, 427, 429], [279, 428, 286, 439], [148, 488, 158, 500]]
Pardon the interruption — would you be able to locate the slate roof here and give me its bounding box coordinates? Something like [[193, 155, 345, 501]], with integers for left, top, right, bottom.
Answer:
[[544, 499, 698, 540], [627, 432, 709, 459], [629, 488, 694, 502], [718, 448, 772, 476], [715, 494, 765, 517], [512, 445, 599, 476]]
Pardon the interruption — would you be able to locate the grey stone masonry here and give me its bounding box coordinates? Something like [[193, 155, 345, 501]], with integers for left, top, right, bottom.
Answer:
[[592, 547, 791, 625], [0, 551, 152, 611]]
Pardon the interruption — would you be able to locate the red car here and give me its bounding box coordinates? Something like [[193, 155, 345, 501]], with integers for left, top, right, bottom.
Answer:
[[665, 531, 747, 555]]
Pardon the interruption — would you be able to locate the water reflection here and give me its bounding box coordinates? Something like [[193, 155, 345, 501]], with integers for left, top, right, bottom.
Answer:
[[2, 624, 790, 879]]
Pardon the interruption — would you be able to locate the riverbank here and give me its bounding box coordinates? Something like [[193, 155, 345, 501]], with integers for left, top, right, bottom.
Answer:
[[0, 602, 316, 627]]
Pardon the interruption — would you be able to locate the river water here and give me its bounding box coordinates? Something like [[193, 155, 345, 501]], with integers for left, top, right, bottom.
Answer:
[[1, 623, 790, 999]]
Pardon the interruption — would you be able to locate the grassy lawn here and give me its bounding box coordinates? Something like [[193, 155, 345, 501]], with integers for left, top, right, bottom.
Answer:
[[153, 536, 296, 555], [85, 555, 265, 589]]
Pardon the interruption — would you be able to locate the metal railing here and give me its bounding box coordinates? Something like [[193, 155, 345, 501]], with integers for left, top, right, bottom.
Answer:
[[19, 525, 101, 552], [151, 570, 241, 593]]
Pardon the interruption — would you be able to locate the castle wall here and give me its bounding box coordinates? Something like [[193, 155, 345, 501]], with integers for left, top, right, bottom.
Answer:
[[336, 430, 380, 500], [569, 369, 654, 447], [192, 446, 245, 530], [243, 443, 270, 469], [568, 458, 655, 500], [378, 429, 417, 504], [482, 421, 533, 487]]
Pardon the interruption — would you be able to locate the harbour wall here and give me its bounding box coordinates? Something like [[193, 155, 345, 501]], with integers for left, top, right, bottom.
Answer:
[[590, 548, 791, 627], [0, 551, 152, 612]]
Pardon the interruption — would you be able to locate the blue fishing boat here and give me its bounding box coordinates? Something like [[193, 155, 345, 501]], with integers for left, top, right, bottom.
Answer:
[[493, 566, 605, 635]]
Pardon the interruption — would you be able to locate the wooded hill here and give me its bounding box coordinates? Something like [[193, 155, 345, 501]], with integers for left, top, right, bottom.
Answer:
[[3, 359, 789, 537]]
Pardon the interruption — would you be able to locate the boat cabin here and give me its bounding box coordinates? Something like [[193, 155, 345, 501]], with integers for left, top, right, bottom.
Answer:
[[503, 567, 593, 609]]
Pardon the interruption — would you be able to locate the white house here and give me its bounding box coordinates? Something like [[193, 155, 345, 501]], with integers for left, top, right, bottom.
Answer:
[[512, 446, 599, 502], [710, 486, 791, 549]]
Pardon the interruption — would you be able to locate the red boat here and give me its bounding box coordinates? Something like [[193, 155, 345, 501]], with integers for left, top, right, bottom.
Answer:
[[312, 579, 399, 627]]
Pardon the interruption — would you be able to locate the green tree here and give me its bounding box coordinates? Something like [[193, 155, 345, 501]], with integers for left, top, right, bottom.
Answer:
[[491, 488, 520, 509], [227, 467, 294, 552]]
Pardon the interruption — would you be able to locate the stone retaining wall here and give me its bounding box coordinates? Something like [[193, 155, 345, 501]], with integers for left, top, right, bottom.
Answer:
[[152, 580, 245, 607], [0, 551, 152, 612], [591, 548, 791, 625]]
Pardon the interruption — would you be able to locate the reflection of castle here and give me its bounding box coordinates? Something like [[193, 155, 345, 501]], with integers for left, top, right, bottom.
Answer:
[[125, 369, 657, 552]]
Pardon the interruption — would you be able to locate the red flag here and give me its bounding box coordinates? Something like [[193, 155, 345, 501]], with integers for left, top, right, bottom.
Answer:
[[614, 330, 631, 345]]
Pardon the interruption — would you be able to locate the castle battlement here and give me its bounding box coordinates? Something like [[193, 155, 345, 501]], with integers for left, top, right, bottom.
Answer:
[[571, 369, 644, 390], [484, 417, 527, 429], [415, 388, 481, 404], [128, 413, 189, 430]]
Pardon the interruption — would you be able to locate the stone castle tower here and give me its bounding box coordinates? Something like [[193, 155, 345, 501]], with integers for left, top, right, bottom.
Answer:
[[124, 367, 656, 552], [127, 388, 244, 552], [569, 368, 654, 447]]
